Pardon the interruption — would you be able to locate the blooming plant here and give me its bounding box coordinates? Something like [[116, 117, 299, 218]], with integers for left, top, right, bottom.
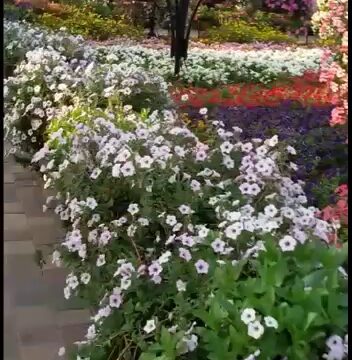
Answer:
[[3, 18, 348, 360], [172, 73, 332, 108], [30, 102, 348, 359], [4, 45, 170, 159], [320, 184, 348, 246], [4, 20, 89, 76], [312, 0, 348, 126], [4, 48, 84, 158], [95, 44, 324, 87]]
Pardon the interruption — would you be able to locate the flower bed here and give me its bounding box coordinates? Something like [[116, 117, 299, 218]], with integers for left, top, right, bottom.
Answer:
[[4, 19, 348, 360], [172, 73, 332, 108], [183, 103, 347, 206], [95, 44, 325, 86], [33, 104, 347, 360]]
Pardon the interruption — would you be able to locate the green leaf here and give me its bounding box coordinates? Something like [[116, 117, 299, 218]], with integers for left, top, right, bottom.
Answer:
[[304, 312, 318, 331], [302, 269, 327, 288], [160, 327, 176, 357]]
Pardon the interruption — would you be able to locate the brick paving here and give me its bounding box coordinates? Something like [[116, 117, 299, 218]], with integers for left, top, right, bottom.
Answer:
[[4, 153, 90, 360]]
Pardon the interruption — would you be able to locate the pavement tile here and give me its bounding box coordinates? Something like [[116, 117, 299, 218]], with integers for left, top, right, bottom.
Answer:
[[56, 309, 91, 327], [19, 343, 62, 360], [15, 306, 56, 331], [19, 326, 63, 346], [4, 155, 90, 360], [4, 201, 25, 214], [4, 241, 35, 256], [4, 214, 28, 232]]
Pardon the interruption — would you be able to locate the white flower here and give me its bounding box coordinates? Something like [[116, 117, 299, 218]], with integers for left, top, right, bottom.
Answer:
[[112, 163, 121, 177], [128, 203, 139, 215], [326, 335, 344, 350], [190, 179, 201, 192], [248, 320, 265, 339], [86, 197, 98, 210], [120, 161, 135, 177], [176, 279, 187, 292], [264, 316, 278, 329], [96, 254, 106, 267], [265, 135, 278, 147], [90, 168, 102, 179], [109, 293, 122, 308], [286, 145, 296, 155], [211, 238, 226, 253], [143, 319, 156, 334], [241, 308, 256, 325], [279, 235, 297, 252], [166, 215, 177, 226], [264, 204, 278, 217], [195, 259, 209, 274], [58, 347, 66, 356], [86, 324, 96, 340], [181, 94, 189, 102], [137, 155, 153, 169], [183, 334, 198, 352], [120, 277, 131, 291], [158, 251, 172, 264], [224, 222, 243, 240], [199, 107, 208, 115], [148, 262, 162, 277], [220, 141, 233, 154], [178, 204, 193, 215], [197, 227, 209, 238], [80, 273, 91, 285], [179, 247, 192, 262]]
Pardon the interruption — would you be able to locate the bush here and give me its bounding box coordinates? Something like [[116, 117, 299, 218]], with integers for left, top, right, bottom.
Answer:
[[4, 20, 90, 76], [4, 46, 170, 158], [34, 5, 143, 40], [204, 20, 295, 44], [31, 102, 348, 360]]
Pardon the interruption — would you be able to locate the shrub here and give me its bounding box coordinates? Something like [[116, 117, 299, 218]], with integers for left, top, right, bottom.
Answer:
[[31, 102, 348, 360], [204, 20, 295, 44], [4, 48, 84, 157], [4, 20, 89, 76], [34, 5, 143, 40], [4, 46, 170, 158]]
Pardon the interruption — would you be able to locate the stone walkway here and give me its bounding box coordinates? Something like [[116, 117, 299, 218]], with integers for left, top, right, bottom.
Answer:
[[4, 154, 90, 360]]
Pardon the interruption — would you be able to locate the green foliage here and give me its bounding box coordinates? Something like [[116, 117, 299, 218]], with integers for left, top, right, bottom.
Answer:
[[195, 6, 221, 29], [204, 20, 295, 44], [4, 3, 34, 21], [34, 5, 143, 40]]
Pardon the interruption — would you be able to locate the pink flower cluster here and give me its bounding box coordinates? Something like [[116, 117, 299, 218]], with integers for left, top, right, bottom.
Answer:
[[320, 184, 348, 247], [265, 0, 313, 14], [313, 0, 348, 126]]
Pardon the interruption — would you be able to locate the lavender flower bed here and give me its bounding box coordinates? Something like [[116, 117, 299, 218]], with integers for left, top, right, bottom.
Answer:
[[185, 102, 348, 205]]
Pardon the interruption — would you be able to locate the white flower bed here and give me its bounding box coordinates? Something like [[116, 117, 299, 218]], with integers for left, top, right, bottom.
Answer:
[[5, 20, 325, 87], [95, 44, 324, 86]]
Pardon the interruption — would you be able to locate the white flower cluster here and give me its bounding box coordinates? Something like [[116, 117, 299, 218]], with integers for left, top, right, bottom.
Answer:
[[241, 308, 278, 339], [31, 104, 336, 355], [5, 20, 326, 88], [4, 20, 92, 67], [95, 44, 325, 85], [4, 46, 170, 156]]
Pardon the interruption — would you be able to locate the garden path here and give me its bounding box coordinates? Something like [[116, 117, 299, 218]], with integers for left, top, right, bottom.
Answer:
[[4, 150, 90, 360]]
